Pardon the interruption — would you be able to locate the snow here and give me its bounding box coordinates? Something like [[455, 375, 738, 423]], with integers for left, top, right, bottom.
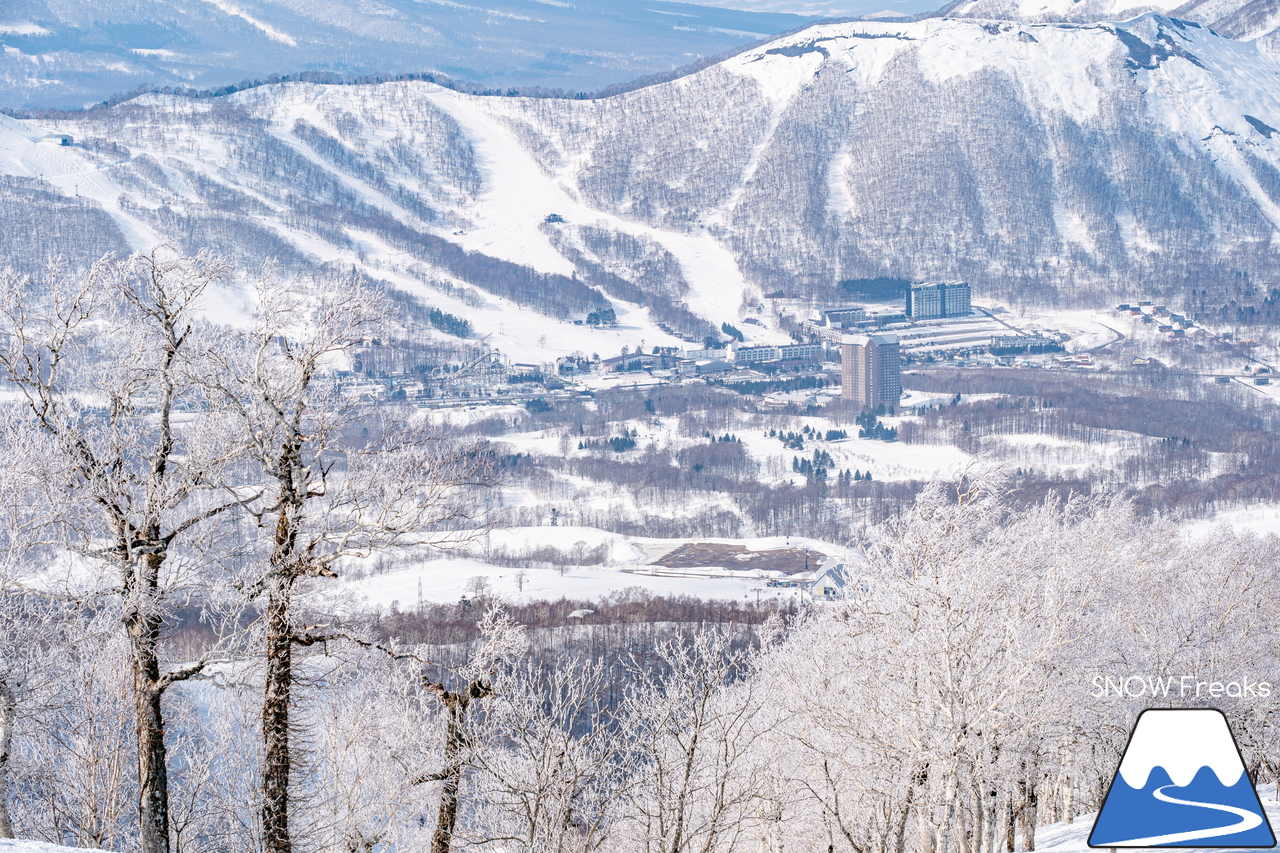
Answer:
[[420, 92, 582, 278], [335, 528, 848, 609], [1184, 504, 1280, 537], [945, 0, 1182, 21], [724, 44, 828, 105], [332, 522, 849, 607], [0, 840, 101, 853], [342, 557, 812, 608], [723, 17, 1127, 123]]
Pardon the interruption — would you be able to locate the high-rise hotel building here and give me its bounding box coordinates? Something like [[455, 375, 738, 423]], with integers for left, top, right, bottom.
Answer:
[[840, 333, 901, 407], [906, 282, 971, 320]]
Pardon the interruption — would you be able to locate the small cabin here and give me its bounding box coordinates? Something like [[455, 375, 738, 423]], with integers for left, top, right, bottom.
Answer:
[[41, 133, 73, 146], [809, 559, 847, 601]]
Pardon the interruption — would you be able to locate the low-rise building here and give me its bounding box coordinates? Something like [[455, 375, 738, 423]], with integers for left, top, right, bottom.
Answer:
[[810, 557, 847, 601], [778, 342, 821, 362], [989, 335, 1062, 356], [601, 352, 657, 372], [696, 359, 735, 375], [729, 342, 822, 365], [731, 344, 780, 365], [821, 307, 868, 328]]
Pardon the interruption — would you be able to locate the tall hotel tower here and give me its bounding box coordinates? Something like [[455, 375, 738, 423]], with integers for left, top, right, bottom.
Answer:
[[840, 333, 901, 407]]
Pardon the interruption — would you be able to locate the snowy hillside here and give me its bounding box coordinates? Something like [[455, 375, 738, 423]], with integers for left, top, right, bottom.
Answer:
[[0, 841, 99, 853], [0, 0, 818, 110], [4, 14, 1280, 359], [940, 0, 1180, 23]]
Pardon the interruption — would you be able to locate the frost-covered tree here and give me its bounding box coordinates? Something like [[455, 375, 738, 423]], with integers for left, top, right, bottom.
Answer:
[[406, 607, 527, 853], [615, 628, 765, 853], [202, 269, 500, 853], [0, 248, 247, 853], [467, 657, 631, 852]]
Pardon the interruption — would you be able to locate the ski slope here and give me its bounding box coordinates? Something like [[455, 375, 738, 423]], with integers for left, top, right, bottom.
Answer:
[[3, 14, 1280, 363]]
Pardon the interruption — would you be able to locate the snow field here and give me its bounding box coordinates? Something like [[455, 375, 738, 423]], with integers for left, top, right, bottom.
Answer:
[[334, 526, 848, 611], [0, 841, 101, 853], [339, 556, 809, 610]]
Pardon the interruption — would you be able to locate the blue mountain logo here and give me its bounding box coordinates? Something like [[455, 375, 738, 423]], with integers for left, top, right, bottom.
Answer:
[[1089, 709, 1276, 848]]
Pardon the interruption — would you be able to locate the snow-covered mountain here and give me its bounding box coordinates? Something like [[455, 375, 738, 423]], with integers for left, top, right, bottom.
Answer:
[[941, 0, 1280, 52], [0, 0, 823, 111], [3, 13, 1280, 360]]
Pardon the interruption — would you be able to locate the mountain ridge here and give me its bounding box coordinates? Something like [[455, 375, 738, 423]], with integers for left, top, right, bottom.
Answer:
[[0, 0, 825, 110], [939, 0, 1280, 51], [2, 13, 1280, 361]]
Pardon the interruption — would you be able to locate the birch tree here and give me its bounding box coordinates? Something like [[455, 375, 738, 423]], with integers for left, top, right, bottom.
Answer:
[[205, 270, 500, 853], [0, 249, 247, 853]]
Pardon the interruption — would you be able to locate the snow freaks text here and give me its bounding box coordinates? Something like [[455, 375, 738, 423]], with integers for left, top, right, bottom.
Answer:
[[1091, 676, 1273, 699]]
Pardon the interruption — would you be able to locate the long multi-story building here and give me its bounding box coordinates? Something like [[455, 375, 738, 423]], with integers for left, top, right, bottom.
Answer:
[[906, 282, 971, 320], [731, 344, 780, 365], [778, 342, 821, 362], [840, 334, 901, 407], [821, 307, 867, 327], [730, 342, 822, 365], [989, 335, 1061, 356]]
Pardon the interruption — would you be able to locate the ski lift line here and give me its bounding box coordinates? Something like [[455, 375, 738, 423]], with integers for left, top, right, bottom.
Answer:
[[428, 333, 498, 379]]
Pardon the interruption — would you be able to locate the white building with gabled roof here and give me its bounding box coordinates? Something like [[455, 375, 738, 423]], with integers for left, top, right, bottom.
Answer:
[[809, 557, 847, 601]]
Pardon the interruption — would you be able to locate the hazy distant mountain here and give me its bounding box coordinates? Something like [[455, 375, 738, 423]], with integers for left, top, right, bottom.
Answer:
[[0, 0, 826, 110], [940, 0, 1280, 51], [2, 12, 1280, 355]]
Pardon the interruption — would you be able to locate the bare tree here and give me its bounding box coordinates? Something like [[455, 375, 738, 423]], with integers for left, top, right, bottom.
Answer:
[[617, 628, 764, 853], [205, 270, 499, 853], [410, 608, 526, 853], [469, 656, 630, 852], [15, 606, 139, 850], [0, 249, 246, 853]]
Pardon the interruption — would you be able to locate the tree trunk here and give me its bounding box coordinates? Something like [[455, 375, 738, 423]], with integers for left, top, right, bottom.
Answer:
[[977, 788, 988, 853], [126, 581, 171, 853], [1058, 741, 1074, 825], [892, 780, 914, 853], [1004, 796, 1015, 853], [937, 771, 957, 853], [428, 683, 486, 853], [985, 790, 998, 853], [262, 578, 294, 853], [1021, 775, 1038, 853], [0, 680, 15, 839]]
